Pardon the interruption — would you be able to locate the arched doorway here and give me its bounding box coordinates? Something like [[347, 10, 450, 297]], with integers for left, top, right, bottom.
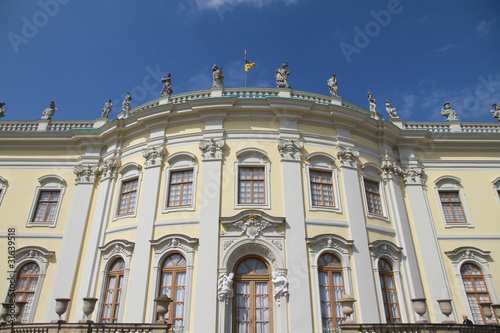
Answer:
[[233, 257, 273, 333]]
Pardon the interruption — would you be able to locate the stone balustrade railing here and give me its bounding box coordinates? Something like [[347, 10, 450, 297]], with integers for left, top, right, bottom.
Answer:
[[0, 322, 171, 333], [340, 323, 499, 333]]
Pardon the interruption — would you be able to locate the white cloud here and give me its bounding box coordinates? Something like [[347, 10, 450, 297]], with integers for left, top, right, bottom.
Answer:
[[436, 43, 456, 53], [398, 92, 415, 119], [476, 19, 495, 36]]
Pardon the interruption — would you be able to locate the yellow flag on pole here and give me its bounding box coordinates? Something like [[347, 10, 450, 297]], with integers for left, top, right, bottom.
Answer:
[[245, 60, 256, 72]]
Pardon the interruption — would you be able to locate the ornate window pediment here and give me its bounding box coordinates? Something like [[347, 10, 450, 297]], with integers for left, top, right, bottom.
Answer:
[[221, 210, 285, 240], [445, 246, 491, 265]]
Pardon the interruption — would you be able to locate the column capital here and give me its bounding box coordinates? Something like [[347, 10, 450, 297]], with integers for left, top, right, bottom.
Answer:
[[337, 146, 359, 168], [142, 145, 166, 168], [403, 166, 426, 185], [199, 138, 225, 161], [99, 157, 121, 181], [74, 164, 99, 184], [381, 154, 403, 181], [278, 138, 303, 161]]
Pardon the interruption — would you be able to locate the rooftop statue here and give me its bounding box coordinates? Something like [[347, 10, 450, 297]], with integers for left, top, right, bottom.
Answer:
[[41, 101, 57, 120], [367, 90, 377, 114], [101, 99, 113, 118], [327, 73, 338, 96], [160, 73, 173, 96], [385, 99, 399, 119], [0, 103, 6, 118], [122, 92, 132, 115], [212, 64, 224, 88], [441, 102, 458, 121], [491, 103, 500, 121], [275, 61, 291, 88]]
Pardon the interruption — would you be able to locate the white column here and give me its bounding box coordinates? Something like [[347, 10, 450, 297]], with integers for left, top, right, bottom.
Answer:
[[337, 146, 380, 323], [44, 164, 99, 322], [74, 157, 119, 321], [279, 138, 314, 332], [192, 138, 224, 333], [400, 161, 455, 322], [123, 145, 165, 322]]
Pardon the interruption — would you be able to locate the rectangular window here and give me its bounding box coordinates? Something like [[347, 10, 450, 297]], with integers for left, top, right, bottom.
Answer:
[[118, 179, 138, 215], [32, 190, 60, 222], [364, 179, 383, 215], [238, 167, 265, 204], [310, 170, 335, 207], [439, 191, 467, 223], [168, 170, 193, 207]]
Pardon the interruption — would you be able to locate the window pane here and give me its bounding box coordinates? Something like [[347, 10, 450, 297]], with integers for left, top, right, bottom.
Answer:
[[238, 167, 266, 204], [118, 179, 138, 215], [168, 170, 194, 207], [310, 170, 335, 207]]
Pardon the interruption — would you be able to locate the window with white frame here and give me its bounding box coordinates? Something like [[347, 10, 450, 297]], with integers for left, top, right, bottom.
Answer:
[[461, 263, 497, 324], [306, 153, 341, 212], [361, 165, 387, 218], [434, 176, 472, 227], [15, 262, 40, 323], [0, 176, 7, 205], [318, 253, 346, 326], [114, 163, 142, 219], [234, 148, 270, 209], [27, 175, 66, 227], [378, 259, 402, 323], [164, 152, 198, 212], [160, 253, 187, 327], [101, 258, 125, 323]]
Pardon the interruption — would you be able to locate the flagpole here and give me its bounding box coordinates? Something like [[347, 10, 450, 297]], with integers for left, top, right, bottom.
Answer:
[[244, 49, 247, 87]]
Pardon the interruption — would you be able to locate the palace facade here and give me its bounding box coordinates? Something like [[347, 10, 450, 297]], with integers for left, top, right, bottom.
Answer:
[[1, 86, 499, 332]]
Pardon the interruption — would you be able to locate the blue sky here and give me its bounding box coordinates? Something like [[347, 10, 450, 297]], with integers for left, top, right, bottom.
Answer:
[[1, 0, 499, 122]]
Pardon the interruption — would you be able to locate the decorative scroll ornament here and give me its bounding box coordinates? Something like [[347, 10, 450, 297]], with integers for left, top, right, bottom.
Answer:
[[199, 138, 225, 160], [381, 153, 403, 180], [271, 272, 289, 302], [234, 214, 271, 240], [217, 273, 234, 304], [403, 166, 425, 185], [337, 146, 360, 168], [74, 164, 99, 184], [278, 138, 304, 161], [99, 158, 120, 180], [142, 145, 166, 168]]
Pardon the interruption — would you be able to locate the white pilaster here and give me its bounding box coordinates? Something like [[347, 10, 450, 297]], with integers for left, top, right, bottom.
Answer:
[[192, 142, 224, 333], [123, 145, 164, 322], [44, 165, 98, 322], [337, 146, 380, 323]]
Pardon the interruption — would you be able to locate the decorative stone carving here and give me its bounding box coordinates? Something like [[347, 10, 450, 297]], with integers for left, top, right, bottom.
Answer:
[[445, 246, 491, 265], [369, 240, 402, 262], [306, 234, 353, 255], [217, 273, 234, 303], [223, 240, 234, 250], [41, 101, 57, 120], [101, 99, 113, 118], [381, 153, 403, 180], [403, 166, 425, 185], [234, 214, 272, 240], [385, 99, 399, 119], [122, 92, 132, 117], [226, 242, 280, 272], [199, 138, 225, 160], [367, 90, 377, 116], [490, 103, 500, 121], [160, 73, 173, 97], [151, 234, 198, 255], [337, 146, 359, 168], [278, 138, 304, 161], [0, 102, 7, 118], [441, 102, 458, 121], [74, 164, 99, 184], [271, 240, 283, 250], [16, 246, 54, 265], [99, 240, 135, 261], [275, 61, 290, 88], [99, 158, 120, 181], [212, 64, 224, 88], [327, 73, 338, 97], [142, 145, 166, 168], [271, 272, 289, 301]]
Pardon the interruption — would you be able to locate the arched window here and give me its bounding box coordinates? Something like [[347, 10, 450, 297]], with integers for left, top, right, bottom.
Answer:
[[318, 253, 345, 327], [101, 258, 125, 323], [461, 263, 495, 324], [233, 257, 273, 333], [378, 259, 401, 323], [15, 262, 40, 323], [160, 253, 187, 327]]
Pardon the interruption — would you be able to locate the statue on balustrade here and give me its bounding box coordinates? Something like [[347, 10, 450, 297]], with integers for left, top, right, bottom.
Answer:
[[160, 73, 173, 96], [275, 61, 291, 88], [367, 90, 377, 114], [101, 99, 113, 118], [0, 103, 6, 118], [385, 99, 399, 118], [327, 73, 338, 96], [441, 102, 458, 121], [212, 64, 224, 88], [122, 92, 132, 115], [41, 101, 57, 120], [490, 103, 500, 121]]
